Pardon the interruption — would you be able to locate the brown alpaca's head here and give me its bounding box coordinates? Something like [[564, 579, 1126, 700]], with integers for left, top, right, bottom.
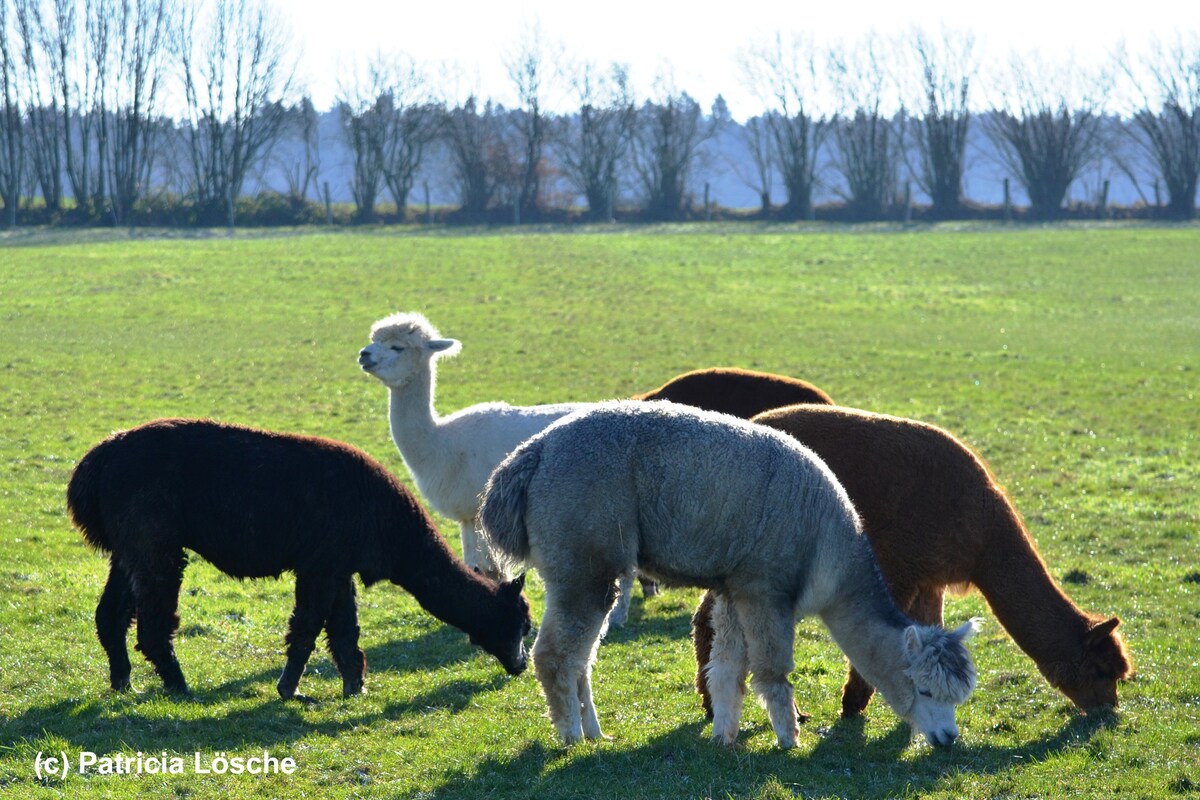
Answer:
[[1050, 617, 1133, 710]]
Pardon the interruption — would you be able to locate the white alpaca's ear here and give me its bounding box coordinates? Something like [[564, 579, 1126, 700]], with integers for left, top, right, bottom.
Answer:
[[427, 338, 462, 357], [903, 625, 923, 658], [953, 618, 983, 641]]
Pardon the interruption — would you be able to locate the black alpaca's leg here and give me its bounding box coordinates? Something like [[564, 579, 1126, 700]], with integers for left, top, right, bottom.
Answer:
[[324, 577, 366, 698], [95, 560, 137, 691], [132, 554, 189, 694], [277, 575, 335, 700]]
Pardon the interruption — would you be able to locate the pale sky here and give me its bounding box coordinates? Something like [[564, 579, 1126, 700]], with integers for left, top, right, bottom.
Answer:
[[285, 0, 1194, 116]]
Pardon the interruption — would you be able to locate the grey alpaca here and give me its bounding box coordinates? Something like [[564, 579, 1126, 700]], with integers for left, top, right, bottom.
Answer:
[[480, 401, 978, 748]]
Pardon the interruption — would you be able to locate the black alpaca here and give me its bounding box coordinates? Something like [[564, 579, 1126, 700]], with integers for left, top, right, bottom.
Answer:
[[67, 418, 532, 699]]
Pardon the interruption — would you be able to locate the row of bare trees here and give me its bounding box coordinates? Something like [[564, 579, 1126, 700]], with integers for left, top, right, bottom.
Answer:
[[0, 0, 295, 226], [2, 2, 1199, 226]]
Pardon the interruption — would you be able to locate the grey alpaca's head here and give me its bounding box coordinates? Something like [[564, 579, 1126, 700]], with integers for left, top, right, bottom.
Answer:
[[901, 618, 980, 747]]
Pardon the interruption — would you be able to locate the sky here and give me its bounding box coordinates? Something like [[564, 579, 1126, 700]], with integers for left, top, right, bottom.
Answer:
[[284, 0, 1195, 116]]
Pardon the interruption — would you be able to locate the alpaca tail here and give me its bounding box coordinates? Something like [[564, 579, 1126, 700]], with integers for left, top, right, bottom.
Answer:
[[478, 442, 541, 569], [66, 437, 114, 553]]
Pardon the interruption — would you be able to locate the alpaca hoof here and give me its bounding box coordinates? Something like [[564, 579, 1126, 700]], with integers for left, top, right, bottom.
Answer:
[[711, 730, 738, 747], [276, 679, 298, 701], [163, 680, 190, 696], [797, 708, 811, 724], [110, 676, 133, 692], [342, 680, 364, 698]]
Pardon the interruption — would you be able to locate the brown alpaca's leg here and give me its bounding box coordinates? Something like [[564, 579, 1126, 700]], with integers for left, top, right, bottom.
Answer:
[[692, 591, 718, 719], [324, 576, 365, 697], [95, 560, 136, 691], [131, 554, 189, 694], [840, 667, 875, 717], [277, 575, 336, 700]]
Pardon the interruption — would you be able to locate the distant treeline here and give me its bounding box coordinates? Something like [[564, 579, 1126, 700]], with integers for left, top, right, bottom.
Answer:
[[2, 0, 1198, 229]]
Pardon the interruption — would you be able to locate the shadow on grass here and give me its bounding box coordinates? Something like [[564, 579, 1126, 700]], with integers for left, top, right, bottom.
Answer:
[[419, 710, 1118, 800], [2, 626, 519, 755]]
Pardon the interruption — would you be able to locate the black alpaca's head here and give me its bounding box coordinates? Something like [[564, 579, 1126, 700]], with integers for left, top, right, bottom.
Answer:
[[469, 573, 532, 676]]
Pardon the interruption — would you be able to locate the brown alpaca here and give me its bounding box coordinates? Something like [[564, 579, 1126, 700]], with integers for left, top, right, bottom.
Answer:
[[634, 367, 835, 416], [690, 404, 1132, 717]]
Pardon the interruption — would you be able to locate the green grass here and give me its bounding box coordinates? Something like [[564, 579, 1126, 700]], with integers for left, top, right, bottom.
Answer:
[[1, 222, 1197, 799]]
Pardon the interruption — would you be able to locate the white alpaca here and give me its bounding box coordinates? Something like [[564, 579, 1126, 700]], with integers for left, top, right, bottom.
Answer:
[[479, 401, 979, 748], [357, 312, 646, 625]]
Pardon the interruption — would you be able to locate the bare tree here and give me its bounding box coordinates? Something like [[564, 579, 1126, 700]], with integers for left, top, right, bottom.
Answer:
[[1120, 34, 1200, 220], [984, 52, 1110, 220], [558, 60, 634, 220], [13, 0, 63, 211], [337, 60, 388, 221], [736, 114, 773, 215], [504, 24, 558, 221], [279, 96, 319, 206], [373, 55, 437, 218], [631, 79, 712, 221], [828, 32, 901, 220], [739, 33, 829, 220], [104, 0, 173, 223], [905, 27, 976, 218], [339, 54, 436, 222], [178, 0, 295, 226], [1, 0, 25, 225], [440, 94, 507, 222]]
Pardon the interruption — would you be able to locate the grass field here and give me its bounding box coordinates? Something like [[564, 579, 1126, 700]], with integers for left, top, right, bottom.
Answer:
[[1, 223, 1197, 799]]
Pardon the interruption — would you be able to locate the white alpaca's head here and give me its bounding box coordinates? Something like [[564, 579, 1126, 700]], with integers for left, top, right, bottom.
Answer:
[[358, 312, 461, 390], [899, 618, 980, 747]]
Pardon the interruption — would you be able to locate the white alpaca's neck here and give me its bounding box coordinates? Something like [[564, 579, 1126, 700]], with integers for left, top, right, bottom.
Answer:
[[387, 365, 444, 475]]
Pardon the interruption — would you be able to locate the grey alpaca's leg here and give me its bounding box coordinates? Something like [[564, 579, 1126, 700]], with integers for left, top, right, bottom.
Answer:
[[277, 575, 336, 700], [533, 579, 615, 744], [736, 597, 800, 748], [706, 593, 750, 745], [607, 572, 635, 628], [95, 560, 137, 691], [324, 577, 366, 697], [131, 553, 189, 694]]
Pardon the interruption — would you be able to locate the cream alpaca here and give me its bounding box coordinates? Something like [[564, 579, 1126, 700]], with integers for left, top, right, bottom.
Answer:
[[357, 313, 644, 625]]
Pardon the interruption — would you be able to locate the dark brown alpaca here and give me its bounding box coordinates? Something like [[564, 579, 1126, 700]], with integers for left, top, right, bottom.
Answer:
[[691, 403, 1132, 718], [67, 419, 532, 699], [634, 367, 835, 416]]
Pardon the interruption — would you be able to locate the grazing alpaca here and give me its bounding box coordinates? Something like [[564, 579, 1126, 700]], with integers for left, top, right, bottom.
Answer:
[[479, 401, 979, 748], [634, 367, 835, 417], [691, 404, 1133, 720], [67, 418, 532, 698], [358, 312, 647, 627], [628, 367, 838, 606]]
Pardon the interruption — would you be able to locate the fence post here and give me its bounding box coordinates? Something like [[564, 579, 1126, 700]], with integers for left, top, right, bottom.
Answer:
[[704, 183, 711, 222], [424, 181, 432, 225], [1099, 180, 1110, 220], [323, 182, 333, 225], [904, 181, 912, 224], [1003, 178, 1012, 223]]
